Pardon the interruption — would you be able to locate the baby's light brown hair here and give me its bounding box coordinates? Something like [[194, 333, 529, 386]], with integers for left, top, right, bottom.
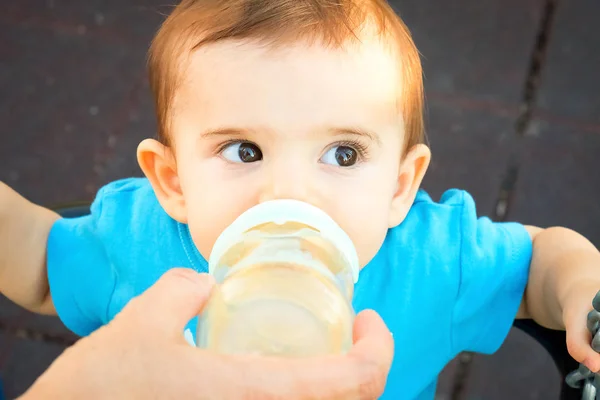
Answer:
[[148, 0, 424, 154]]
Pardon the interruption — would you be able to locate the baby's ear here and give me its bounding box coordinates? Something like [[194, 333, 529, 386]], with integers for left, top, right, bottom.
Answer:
[[388, 144, 431, 227], [137, 138, 187, 223]]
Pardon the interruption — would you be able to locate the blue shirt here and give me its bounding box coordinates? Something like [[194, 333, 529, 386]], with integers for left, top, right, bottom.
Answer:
[[47, 178, 532, 399]]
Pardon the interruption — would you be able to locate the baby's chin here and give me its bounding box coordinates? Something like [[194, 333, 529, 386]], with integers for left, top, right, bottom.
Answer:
[[189, 233, 219, 264], [352, 229, 390, 270], [356, 247, 382, 271]]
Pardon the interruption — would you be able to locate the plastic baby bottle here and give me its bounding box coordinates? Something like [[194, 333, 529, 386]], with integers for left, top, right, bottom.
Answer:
[[196, 199, 360, 357]]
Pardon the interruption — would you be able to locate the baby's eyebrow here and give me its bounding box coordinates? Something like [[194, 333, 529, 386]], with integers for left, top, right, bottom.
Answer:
[[198, 125, 382, 145], [328, 127, 381, 146], [199, 127, 254, 139]]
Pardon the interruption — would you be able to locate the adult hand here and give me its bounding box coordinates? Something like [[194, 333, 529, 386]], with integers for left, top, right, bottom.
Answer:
[[21, 269, 394, 399]]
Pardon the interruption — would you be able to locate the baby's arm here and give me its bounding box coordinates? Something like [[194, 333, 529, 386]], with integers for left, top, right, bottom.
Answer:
[[0, 181, 59, 314], [519, 226, 600, 369]]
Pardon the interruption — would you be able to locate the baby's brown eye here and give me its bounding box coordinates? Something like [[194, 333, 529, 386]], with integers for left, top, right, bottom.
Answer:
[[321, 145, 358, 167], [335, 146, 357, 167], [221, 142, 263, 163], [238, 143, 262, 162]]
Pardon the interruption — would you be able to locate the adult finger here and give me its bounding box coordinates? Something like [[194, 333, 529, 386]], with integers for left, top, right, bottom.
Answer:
[[120, 268, 215, 338], [347, 309, 395, 398], [351, 309, 394, 361]]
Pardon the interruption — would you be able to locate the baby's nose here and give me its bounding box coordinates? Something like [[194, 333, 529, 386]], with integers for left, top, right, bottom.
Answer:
[[258, 163, 311, 204]]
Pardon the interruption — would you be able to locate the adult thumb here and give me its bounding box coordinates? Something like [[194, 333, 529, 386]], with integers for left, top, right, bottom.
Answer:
[[121, 268, 215, 338]]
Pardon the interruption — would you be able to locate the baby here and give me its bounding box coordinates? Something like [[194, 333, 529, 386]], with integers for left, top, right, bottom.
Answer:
[[2, 1, 600, 398]]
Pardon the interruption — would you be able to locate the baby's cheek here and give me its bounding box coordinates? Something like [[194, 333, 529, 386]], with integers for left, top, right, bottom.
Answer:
[[187, 202, 258, 261], [184, 200, 240, 260]]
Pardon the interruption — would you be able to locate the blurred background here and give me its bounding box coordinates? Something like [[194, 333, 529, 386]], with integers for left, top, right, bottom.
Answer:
[[1, 0, 599, 398]]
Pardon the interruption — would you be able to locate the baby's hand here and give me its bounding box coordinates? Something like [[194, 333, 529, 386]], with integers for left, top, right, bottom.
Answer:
[[564, 290, 600, 373]]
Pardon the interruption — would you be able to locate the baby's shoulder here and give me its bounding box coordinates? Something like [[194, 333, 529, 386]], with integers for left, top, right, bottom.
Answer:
[[401, 188, 474, 230], [381, 189, 482, 261], [90, 178, 162, 222], [93, 178, 156, 211], [382, 190, 465, 248], [412, 188, 470, 209], [88, 177, 176, 242], [382, 188, 529, 266]]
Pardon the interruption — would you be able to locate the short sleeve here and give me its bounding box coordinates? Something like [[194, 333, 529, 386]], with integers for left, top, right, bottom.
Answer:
[[451, 193, 533, 354], [47, 191, 116, 337]]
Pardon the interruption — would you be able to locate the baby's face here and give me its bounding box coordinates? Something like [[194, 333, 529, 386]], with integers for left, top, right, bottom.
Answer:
[[171, 38, 406, 267]]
